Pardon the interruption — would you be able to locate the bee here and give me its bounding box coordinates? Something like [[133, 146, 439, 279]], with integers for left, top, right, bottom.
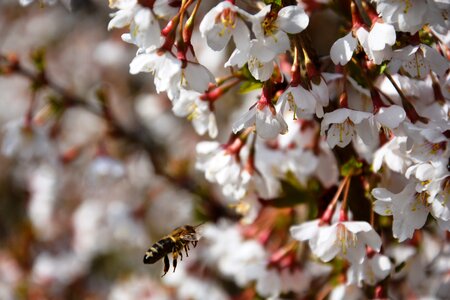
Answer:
[[143, 224, 202, 276]]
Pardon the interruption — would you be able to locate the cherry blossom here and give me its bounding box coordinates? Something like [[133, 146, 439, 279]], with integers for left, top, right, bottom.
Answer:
[[330, 19, 396, 66], [226, 4, 309, 81], [320, 108, 372, 148], [3, 0, 450, 299], [199, 1, 250, 52], [195, 141, 250, 200], [372, 184, 430, 241], [233, 85, 288, 140], [389, 44, 449, 79], [172, 89, 218, 138], [129, 49, 181, 93], [373, 0, 429, 33], [347, 254, 392, 287], [290, 220, 382, 264]]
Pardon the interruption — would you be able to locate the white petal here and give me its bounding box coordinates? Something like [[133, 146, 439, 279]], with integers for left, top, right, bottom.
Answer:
[[196, 141, 220, 156], [277, 5, 309, 34], [248, 58, 274, 81], [208, 113, 218, 138], [256, 107, 282, 139], [326, 124, 353, 148], [204, 23, 233, 51], [108, 9, 133, 30], [183, 63, 215, 93], [372, 201, 393, 217], [153, 0, 179, 18], [348, 110, 372, 124], [321, 108, 351, 134], [344, 221, 373, 234], [232, 18, 251, 51], [330, 32, 357, 65], [232, 106, 256, 133], [392, 205, 428, 242], [292, 86, 316, 114], [345, 241, 366, 264], [314, 226, 340, 262], [370, 255, 392, 280], [360, 229, 382, 252], [368, 22, 396, 51], [290, 220, 320, 241], [129, 53, 154, 74], [422, 44, 449, 78], [225, 47, 249, 68], [375, 105, 406, 128]]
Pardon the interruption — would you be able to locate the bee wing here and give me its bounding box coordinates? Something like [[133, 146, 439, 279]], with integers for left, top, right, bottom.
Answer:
[[181, 232, 201, 242], [181, 224, 205, 241]]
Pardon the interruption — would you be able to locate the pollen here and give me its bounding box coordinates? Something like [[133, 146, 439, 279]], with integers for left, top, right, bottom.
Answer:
[[414, 191, 430, 207], [403, 0, 412, 14], [218, 8, 237, 37], [261, 12, 279, 40], [187, 102, 201, 122], [336, 223, 357, 255]]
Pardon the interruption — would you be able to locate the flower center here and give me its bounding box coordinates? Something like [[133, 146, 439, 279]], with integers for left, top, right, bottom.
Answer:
[[337, 119, 354, 143], [218, 8, 237, 37], [336, 223, 357, 255], [414, 191, 430, 207], [262, 12, 278, 38], [187, 102, 200, 121]]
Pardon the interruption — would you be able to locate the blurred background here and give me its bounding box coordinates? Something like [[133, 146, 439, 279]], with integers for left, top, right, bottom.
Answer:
[[0, 1, 241, 299], [0, 0, 370, 299]]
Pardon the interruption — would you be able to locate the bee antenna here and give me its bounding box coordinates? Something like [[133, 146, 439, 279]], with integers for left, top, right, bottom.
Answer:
[[194, 222, 205, 228]]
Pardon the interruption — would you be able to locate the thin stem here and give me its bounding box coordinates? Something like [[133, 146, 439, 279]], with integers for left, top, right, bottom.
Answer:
[[341, 176, 351, 213], [320, 176, 350, 224], [384, 70, 427, 123], [384, 71, 409, 105]]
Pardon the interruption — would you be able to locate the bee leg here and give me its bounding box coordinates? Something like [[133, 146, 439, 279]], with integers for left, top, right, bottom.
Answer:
[[180, 249, 183, 261], [184, 245, 189, 257], [192, 241, 197, 248], [161, 255, 170, 277], [172, 251, 178, 273]]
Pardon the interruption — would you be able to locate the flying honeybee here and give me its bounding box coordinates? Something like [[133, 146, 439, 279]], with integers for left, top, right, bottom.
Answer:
[[143, 224, 203, 276]]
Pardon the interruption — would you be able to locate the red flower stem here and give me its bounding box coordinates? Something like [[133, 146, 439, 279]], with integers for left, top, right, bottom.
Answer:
[[320, 176, 350, 224]]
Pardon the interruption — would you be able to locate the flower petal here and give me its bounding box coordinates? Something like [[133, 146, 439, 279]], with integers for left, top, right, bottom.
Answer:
[[277, 5, 309, 34], [375, 105, 406, 128], [330, 32, 357, 65]]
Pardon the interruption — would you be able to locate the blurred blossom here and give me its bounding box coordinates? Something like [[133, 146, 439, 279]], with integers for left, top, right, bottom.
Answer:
[[0, 0, 449, 299], [19, 0, 57, 6], [87, 155, 126, 184], [32, 252, 88, 286], [0, 253, 23, 300], [73, 198, 149, 256], [2, 119, 56, 164], [329, 284, 364, 300], [27, 164, 59, 240], [163, 261, 229, 300], [109, 277, 170, 300], [93, 40, 131, 68], [146, 188, 194, 235]]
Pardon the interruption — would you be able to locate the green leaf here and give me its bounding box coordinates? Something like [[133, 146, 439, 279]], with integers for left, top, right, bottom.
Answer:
[[30, 48, 46, 73], [238, 81, 263, 94], [264, 0, 282, 6], [340, 157, 363, 177], [379, 62, 388, 75]]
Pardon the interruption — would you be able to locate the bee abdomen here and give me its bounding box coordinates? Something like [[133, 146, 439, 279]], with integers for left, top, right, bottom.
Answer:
[[143, 237, 173, 264]]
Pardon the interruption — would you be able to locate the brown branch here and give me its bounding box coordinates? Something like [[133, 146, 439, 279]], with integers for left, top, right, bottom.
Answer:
[[0, 53, 239, 221]]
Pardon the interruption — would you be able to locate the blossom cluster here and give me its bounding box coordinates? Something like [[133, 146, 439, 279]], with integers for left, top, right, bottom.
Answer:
[[1, 0, 449, 299]]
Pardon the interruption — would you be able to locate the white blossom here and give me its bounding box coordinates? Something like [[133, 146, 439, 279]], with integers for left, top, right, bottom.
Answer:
[[291, 220, 382, 264]]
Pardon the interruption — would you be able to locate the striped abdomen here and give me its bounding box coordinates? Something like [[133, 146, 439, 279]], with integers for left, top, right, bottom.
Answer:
[[143, 237, 174, 264]]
